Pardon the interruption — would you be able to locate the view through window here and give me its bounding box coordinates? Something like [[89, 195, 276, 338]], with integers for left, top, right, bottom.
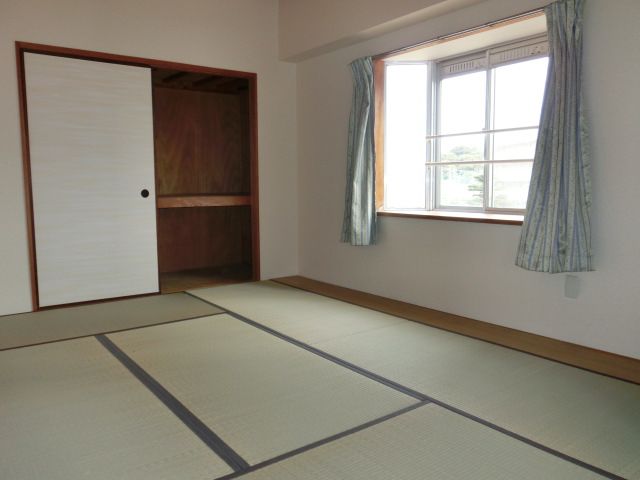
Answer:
[[383, 35, 549, 216]]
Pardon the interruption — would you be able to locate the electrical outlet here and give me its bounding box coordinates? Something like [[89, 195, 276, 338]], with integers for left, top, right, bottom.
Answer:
[[564, 275, 579, 299]]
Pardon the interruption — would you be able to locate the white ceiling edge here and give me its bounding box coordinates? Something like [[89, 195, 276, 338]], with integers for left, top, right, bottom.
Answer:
[[280, 0, 487, 63], [386, 13, 547, 62]]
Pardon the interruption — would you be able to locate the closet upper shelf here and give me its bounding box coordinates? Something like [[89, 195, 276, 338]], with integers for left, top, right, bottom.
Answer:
[[157, 194, 251, 209]]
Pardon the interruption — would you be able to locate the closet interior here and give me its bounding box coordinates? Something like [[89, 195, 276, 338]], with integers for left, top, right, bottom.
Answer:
[[152, 68, 257, 293]]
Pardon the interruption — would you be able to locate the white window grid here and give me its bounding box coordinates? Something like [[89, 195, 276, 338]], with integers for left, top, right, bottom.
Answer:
[[429, 35, 548, 213], [384, 34, 548, 214]]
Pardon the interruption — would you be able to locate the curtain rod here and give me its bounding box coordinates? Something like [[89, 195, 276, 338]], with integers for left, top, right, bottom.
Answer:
[[373, 6, 546, 61]]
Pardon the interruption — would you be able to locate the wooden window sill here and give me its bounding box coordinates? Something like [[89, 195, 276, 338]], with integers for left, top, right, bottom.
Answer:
[[378, 209, 523, 225]]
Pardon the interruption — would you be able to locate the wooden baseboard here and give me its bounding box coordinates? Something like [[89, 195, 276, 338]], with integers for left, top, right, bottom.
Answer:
[[273, 275, 640, 385]]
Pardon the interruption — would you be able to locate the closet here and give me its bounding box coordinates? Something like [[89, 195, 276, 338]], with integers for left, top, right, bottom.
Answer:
[[152, 68, 255, 293], [18, 42, 259, 309]]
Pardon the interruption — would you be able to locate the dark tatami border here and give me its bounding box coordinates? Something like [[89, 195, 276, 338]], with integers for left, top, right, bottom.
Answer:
[[187, 291, 624, 480], [216, 401, 430, 480], [273, 276, 640, 385], [95, 308, 430, 479], [3, 295, 428, 477], [96, 334, 250, 473], [0, 311, 224, 353], [184, 292, 427, 402], [4, 284, 625, 479]]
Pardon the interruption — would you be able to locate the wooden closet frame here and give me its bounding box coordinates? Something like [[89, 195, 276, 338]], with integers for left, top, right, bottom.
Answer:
[[15, 41, 260, 311]]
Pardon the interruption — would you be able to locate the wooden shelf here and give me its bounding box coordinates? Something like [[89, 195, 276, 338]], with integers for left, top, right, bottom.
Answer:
[[157, 194, 251, 209]]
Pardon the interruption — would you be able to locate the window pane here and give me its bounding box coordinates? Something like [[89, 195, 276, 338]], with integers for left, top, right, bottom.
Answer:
[[490, 162, 533, 209], [384, 64, 428, 209], [493, 57, 548, 129], [493, 129, 538, 160], [437, 164, 484, 208], [439, 71, 486, 134], [439, 133, 485, 162]]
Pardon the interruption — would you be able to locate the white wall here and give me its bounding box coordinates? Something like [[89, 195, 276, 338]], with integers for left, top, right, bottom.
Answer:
[[297, 0, 640, 359], [278, 0, 484, 61], [0, 0, 298, 315]]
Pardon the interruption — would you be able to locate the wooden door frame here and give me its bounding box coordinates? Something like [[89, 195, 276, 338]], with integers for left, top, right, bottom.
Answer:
[[15, 41, 260, 311]]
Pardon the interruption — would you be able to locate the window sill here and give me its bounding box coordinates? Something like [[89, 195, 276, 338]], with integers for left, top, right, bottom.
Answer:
[[377, 209, 523, 226]]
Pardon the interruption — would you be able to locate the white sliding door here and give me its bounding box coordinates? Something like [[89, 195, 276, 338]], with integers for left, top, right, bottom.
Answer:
[[25, 53, 158, 307]]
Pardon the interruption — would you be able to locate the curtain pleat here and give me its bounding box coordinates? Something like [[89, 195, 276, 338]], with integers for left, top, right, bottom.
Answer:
[[516, 0, 593, 272], [341, 57, 377, 246]]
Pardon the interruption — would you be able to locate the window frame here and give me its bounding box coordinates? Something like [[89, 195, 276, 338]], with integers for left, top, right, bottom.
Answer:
[[376, 29, 549, 224]]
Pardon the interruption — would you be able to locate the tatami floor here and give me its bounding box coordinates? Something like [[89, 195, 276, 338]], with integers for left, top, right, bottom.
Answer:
[[1, 281, 639, 479]]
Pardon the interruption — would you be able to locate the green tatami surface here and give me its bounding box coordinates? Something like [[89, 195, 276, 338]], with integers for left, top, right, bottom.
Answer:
[[192, 281, 640, 479], [236, 404, 606, 480], [0, 338, 232, 480], [0, 292, 221, 350], [108, 314, 416, 465]]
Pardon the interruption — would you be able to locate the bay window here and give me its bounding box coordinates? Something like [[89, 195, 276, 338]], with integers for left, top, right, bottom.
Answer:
[[382, 35, 549, 218]]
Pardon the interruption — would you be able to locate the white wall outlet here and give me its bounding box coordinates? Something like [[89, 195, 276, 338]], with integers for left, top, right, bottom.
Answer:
[[564, 275, 580, 299]]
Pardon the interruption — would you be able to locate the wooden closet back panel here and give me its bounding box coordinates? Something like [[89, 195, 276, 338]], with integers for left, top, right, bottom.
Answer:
[[153, 87, 250, 195], [157, 207, 251, 273]]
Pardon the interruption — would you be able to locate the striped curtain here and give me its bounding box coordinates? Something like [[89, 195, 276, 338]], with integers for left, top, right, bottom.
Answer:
[[516, 0, 593, 272], [341, 57, 377, 246]]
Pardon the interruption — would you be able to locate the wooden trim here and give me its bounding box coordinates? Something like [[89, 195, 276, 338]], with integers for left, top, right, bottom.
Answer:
[[15, 43, 39, 310], [157, 195, 251, 209], [273, 276, 640, 385], [373, 8, 545, 61], [378, 210, 523, 226], [37, 291, 159, 311], [373, 59, 385, 210], [15, 41, 256, 79], [151, 78, 163, 298], [249, 75, 261, 281]]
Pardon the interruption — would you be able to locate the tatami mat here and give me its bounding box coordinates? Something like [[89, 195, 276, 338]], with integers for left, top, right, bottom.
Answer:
[[236, 404, 605, 480], [107, 314, 416, 465], [0, 338, 231, 480], [316, 321, 640, 480], [189, 281, 404, 344], [192, 282, 640, 480], [0, 293, 221, 350]]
